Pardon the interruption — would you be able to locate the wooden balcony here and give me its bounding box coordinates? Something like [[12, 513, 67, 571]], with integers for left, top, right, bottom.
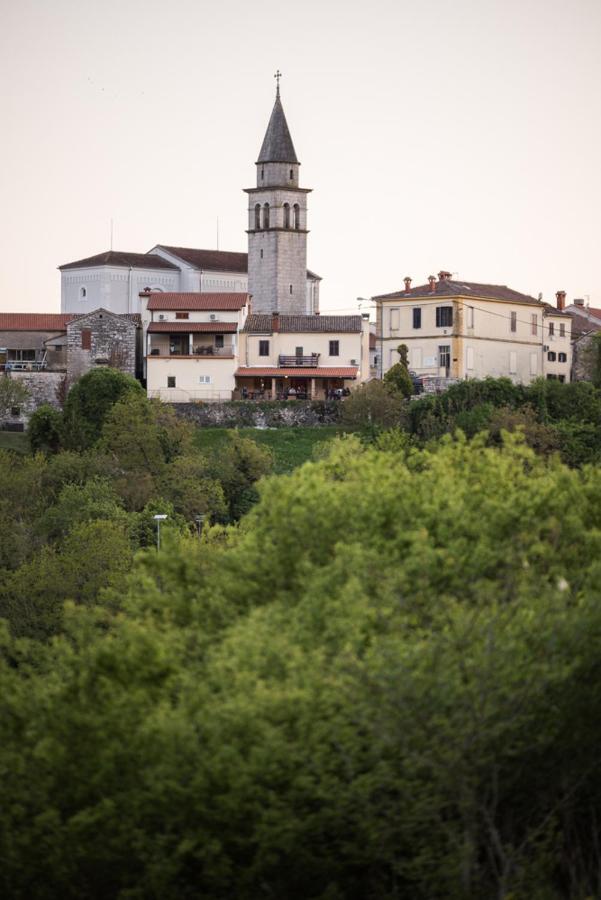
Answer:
[[278, 354, 320, 367]]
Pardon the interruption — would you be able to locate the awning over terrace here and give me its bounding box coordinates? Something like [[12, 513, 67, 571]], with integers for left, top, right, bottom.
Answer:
[[148, 322, 237, 333], [235, 366, 358, 378]]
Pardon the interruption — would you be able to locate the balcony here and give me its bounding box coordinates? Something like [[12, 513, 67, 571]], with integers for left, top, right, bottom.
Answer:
[[278, 354, 320, 367]]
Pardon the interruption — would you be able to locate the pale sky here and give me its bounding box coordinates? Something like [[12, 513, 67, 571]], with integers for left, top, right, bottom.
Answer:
[[1, 0, 600, 314]]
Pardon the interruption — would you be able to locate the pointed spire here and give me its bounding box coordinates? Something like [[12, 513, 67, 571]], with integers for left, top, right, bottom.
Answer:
[[257, 77, 298, 165]]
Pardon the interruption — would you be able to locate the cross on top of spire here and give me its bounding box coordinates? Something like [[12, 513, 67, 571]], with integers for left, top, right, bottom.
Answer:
[[274, 69, 282, 97]]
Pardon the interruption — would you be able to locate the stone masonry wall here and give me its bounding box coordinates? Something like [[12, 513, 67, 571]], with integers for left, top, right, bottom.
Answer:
[[172, 400, 341, 428], [67, 312, 137, 383], [0, 371, 65, 430]]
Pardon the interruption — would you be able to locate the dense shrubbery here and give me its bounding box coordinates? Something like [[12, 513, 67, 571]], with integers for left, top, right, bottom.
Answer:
[[1, 435, 601, 897]]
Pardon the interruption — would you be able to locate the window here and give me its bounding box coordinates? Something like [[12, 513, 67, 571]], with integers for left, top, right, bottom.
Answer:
[[79, 287, 87, 299], [390, 308, 400, 330], [436, 306, 453, 328], [255, 204, 261, 229], [293, 203, 300, 229], [531, 314, 538, 336], [263, 203, 270, 229], [466, 346, 474, 370], [260, 167, 264, 181], [215, 334, 224, 349], [175, 312, 189, 320], [289, 168, 294, 180], [413, 307, 421, 329], [467, 306, 474, 328], [558, 374, 566, 383], [11, 406, 20, 416], [509, 351, 517, 374], [329, 340, 340, 356], [438, 345, 451, 370], [167, 376, 176, 388], [295, 346, 304, 358], [530, 352, 538, 376], [547, 351, 557, 362], [510, 311, 517, 333], [259, 340, 270, 356], [559, 323, 566, 337], [548, 322, 555, 336], [558, 352, 567, 363], [289, 284, 293, 295], [260, 249, 263, 259], [81, 329, 91, 350], [199, 375, 212, 384], [283, 202, 290, 228], [547, 374, 557, 381], [54, 344, 63, 351]]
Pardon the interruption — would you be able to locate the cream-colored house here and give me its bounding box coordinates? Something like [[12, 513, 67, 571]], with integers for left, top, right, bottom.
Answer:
[[373, 272, 571, 385], [144, 291, 248, 401], [236, 312, 370, 399]]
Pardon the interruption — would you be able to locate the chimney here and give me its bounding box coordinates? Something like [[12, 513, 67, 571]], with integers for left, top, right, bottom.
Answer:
[[404, 276, 412, 293], [428, 275, 436, 293], [574, 298, 585, 307], [272, 310, 280, 332], [438, 270, 452, 282], [555, 290, 566, 311]]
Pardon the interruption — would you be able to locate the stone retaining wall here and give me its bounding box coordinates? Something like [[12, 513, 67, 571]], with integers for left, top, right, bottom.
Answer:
[[171, 399, 341, 428], [0, 371, 65, 431]]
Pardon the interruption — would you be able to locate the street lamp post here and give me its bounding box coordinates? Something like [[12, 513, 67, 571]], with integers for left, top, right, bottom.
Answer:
[[153, 514, 168, 551], [195, 514, 206, 538]]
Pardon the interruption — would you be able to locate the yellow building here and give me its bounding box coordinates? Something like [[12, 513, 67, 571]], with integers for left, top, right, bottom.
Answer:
[[236, 312, 370, 399], [373, 272, 571, 385]]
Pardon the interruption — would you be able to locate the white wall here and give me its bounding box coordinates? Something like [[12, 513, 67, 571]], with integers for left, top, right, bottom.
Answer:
[[147, 356, 236, 401], [61, 266, 179, 315]]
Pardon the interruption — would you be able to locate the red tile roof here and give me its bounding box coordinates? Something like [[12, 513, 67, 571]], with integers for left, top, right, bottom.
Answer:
[[373, 280, 543, 306], [152, 246, 321, 280], [59, 251, 178, 271], [235, 366, 359, 379], [147, 322, 237, 333], [0, 313, 74, 331], [144, 293, 248, 311], [242, 314, 362, 333]]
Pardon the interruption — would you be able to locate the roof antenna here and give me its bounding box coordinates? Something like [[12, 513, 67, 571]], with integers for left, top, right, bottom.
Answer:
[[110, 218, 113, 251], [274, 69, 282, 98], [216, 216, 219, 251]]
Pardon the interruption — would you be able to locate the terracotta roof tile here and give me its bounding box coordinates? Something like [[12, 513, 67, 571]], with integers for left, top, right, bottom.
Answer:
[[144, 293, 248, 311], [0, 313, 74, 331], [147, 322, 237, 333], [235, 366, 358, 378], [373, 280, 543, 306], [242, 314, 362, 333], [153, 245, 321, 280], [59, 251, 178, 271]]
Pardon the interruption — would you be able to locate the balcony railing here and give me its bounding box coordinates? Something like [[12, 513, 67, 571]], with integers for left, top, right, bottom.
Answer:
[[148, 346, 234, 357], [278, 354, 320, 367]]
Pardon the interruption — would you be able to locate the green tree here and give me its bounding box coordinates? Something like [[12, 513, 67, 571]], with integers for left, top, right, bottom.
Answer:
[[341, 379, 406, 432], [28, 403, 63, 454], [0, 375, 29, 419], [383, 343, 413, 398], [62, 367, 144, 450]]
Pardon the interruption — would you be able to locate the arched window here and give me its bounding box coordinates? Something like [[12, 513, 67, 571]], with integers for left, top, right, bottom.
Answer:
[[263, 203, 270, 229], [289, 168, 294, 181], [80, 286, 87, 299], [254, 204, 261, 230], [293, 203, 300, 229], [283, 202, 290, 229]]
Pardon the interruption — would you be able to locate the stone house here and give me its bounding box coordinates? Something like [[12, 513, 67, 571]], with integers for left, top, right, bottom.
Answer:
[[66, 309, 140, 383]]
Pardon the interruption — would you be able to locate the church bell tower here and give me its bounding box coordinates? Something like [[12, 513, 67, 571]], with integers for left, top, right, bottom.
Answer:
[[245, 74, 311, 315]]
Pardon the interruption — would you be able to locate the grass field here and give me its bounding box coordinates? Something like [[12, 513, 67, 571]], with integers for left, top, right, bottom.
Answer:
[[193, 426, 342, 474], [0, 431, 28, 453]]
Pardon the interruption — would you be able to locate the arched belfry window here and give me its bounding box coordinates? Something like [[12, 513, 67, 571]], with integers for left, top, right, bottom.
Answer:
[[293, 203, 300, 230], [254, 204, 261, 230], [283, 202, 290, 229], [263, 203, 270, 229]]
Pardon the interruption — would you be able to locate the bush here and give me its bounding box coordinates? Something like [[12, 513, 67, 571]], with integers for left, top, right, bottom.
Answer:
[[28, 404, 63, 454], [341, 380, 406, 432], [62, 368, 144, 450]]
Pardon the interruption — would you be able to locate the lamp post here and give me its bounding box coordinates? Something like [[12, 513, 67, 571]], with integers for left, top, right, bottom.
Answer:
[[195, 514, 206, 538], [153, 514, 168, 551]]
